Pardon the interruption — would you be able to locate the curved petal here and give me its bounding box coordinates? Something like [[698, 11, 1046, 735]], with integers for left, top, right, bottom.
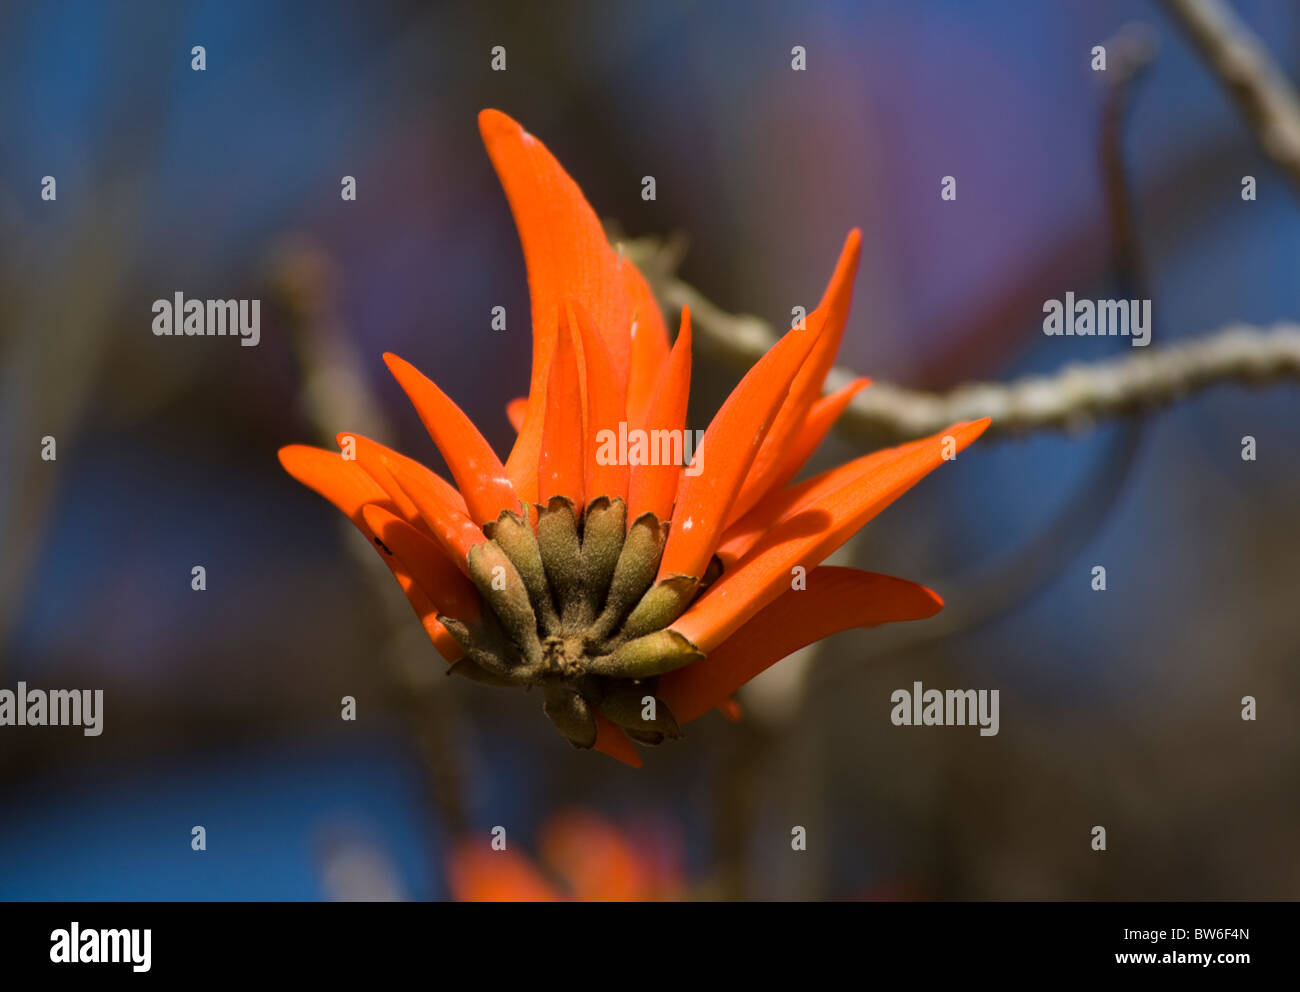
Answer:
[[383, 454, 486, 569], [278, 444, 392, 527], [538, 310, 586, 507], [278, 446, 463, 662], [626, 308, 692, 524], [622, 255, 670, 427], [782, 230, 862, 408], [594, 715, 643, 768], [727, 231, 861, 522], [479, 109, 634, 503], [362, 505, 477, 661], [506, 397, 528, 433], [572, 300, 629, 503], [383, 352, 519, 526], [672, 418, 990, 653], [339, 432, 466, 534], [661, 567, 943, 723], [373, 560, 461, 663], [724, 376, 869, 530], [657, 315, 822, 582], [362, 505, 481, 623]]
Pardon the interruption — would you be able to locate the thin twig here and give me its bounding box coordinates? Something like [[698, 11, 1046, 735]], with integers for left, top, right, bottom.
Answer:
[[827, 324, 1300, 442], [272, 239, 472, 845], [1162, 0, 1300, 192]]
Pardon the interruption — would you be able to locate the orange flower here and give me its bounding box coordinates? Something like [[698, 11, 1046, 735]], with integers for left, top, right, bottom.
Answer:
[[280, 109, 989, 767], [446, 810, 681, 902]]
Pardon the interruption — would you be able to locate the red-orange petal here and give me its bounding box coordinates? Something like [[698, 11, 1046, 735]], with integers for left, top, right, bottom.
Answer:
[[278, 445, 463, 662], [506, 397, 528, 433], [362, 504, 477, 660], [377, 559, 462, 663], [657, 316, 822, 582], [339, 432, 467, 530], [622, 255, 670, 427], [626, 309, 693, 525], [479, 109, 635, 504], [383, 454, 486, 569], [572, 300, 629, 503], [383, 352, 519, 526], [786, 231, 862, 413], [538, 310, 586, 507], [361, 505, 481, 623], [594, 715, 643, 768], [278, 444, 392, 527], [660, 567, 943, 723], [724, 376, 869, 529], [728, 231, 861, 521], [672, 418, 990, 653]]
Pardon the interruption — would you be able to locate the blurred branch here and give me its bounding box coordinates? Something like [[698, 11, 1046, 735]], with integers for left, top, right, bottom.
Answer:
[[1101, 25, 1156, 299], [621, 21, 1300, 446], [1162, 0, 1300, 192], [271, 239, 472, 844], [623, 234, 1300, 443]]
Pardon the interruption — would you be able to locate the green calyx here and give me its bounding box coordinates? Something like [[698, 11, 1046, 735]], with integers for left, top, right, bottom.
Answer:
[[440, 497, 709, 750]]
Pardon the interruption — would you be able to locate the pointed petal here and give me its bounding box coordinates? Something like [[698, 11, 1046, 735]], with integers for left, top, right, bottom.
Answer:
[[622, 256, 670, 427], [657, 315, 822, 582], [361, 505, 481, 623], [277, 447, 463, 662], [672, 418, 989, 653], [661, 567, 943, 723], [362, 504, 479, 660], [447, 842, 562, 902], [383, 453, 486, 569], [571, 301, 629, 502], [594, 714, 643, 768], [727, 231, 861, 522], [722, 414, 984, 567], [383, 352, 519, 525], [339, 432, 466, 532], [506, 397, 528, 433], [788, 230, 862, 409], [479, 109, 634, 502], [376, 562, 462, 663], [725, 376, 869, 528], [278, 444, 391, 527], [626, 309, 692, 525], [538, 311, 586, 507]]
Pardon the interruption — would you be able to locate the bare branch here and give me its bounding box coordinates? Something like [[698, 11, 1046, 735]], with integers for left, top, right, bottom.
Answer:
[[1163, 0, 1300, 191], [826, 326, 1300, 441]]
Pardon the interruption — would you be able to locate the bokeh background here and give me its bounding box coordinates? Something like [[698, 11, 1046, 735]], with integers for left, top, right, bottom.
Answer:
[[2, 0, 1298, 900]]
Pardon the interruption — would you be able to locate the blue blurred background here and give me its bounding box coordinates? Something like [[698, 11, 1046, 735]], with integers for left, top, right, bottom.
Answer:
[[1, 0, 1297, 899]]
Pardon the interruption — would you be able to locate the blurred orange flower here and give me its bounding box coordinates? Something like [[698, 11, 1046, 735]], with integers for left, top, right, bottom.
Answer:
[[280, 109, 988, 765], [447, 810, 681, 902]]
